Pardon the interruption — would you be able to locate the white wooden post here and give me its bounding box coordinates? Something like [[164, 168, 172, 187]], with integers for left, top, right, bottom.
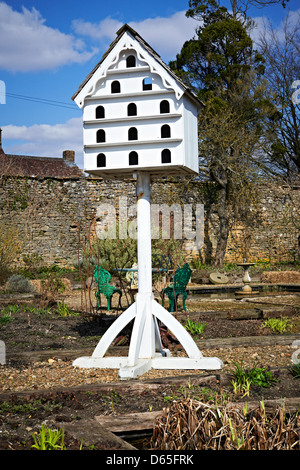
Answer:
[[136, 171, 152, 294], [127, 172, 167, 365]]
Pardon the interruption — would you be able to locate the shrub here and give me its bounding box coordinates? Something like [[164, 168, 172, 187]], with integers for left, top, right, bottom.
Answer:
[[90, 224, 186, 273], [40, 274, 65, 303], [6, 274, 35, 293], [21, 253, 45, 277]]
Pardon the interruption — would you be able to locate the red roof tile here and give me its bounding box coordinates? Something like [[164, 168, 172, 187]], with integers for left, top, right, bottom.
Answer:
[[0, 152, 83, 179]]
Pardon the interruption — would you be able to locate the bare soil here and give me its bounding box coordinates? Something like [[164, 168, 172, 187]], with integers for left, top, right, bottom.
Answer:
[[0, 290, 299, 450]]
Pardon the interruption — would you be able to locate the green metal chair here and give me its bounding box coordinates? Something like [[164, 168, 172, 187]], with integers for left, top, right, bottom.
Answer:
[[94, 266, 122, 311], [161, 263, 191, 312]]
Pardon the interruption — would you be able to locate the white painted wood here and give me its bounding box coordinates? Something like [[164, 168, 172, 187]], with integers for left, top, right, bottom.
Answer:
[[151, 356, 224, 370], [0, 340, 5, 365], [73, 356, 131, 369], [128, 294, 150, 365], [118, 359, 153, 379], [73, 355, 223, 375], [136, 172, 152, 293], [84, 139, 182, 149], [72, 25, 202, 177], [84, 113, 182, 125]]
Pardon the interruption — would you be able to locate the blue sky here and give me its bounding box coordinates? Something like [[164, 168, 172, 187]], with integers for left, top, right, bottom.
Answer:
[[0, 0, 299, 169]]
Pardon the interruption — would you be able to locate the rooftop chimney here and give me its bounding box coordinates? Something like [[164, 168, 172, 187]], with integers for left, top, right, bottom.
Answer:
[[63, 150, 75, 163]]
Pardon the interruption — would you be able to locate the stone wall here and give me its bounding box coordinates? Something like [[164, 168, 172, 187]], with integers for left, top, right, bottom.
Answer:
[[226, 184, 300, 264], [0, 174, 299, 268], [0, 175, 135, 267]]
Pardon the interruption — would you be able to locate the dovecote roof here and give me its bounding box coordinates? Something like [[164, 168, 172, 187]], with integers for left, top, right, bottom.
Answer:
[[72, 24, 203, 110]]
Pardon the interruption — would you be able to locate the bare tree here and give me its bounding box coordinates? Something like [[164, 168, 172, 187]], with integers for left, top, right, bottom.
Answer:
[[259, 13, 300, 179]]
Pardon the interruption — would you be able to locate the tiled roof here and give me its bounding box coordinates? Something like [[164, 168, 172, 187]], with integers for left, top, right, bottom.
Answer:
[[0, 152, 83, 179]]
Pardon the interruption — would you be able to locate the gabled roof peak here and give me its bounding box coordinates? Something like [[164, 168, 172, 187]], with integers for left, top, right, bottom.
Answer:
[[116, 23, 137, 37], [116, 24, 161, 58]]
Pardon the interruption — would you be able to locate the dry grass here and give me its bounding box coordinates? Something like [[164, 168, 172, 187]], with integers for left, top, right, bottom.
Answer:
[[261, 271, 300, 284], [150, 399, 300, 450]]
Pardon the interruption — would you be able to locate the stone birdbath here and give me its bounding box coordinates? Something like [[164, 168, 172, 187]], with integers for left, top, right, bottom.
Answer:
[[235, 262, 258, 296]]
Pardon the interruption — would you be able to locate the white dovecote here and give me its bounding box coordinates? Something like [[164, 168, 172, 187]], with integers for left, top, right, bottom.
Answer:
[[72, 25, 224, 378], [72, 24, 203, 178]]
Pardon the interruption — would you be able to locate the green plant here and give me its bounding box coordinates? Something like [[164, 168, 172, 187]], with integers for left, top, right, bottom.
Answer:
[[37, 307, 51, 315], [289, 363, 300, 379], [56, 301, 70, 317], [200, 387, 231, 405], [229, 359, 279, 394], [40, 264, 64, 274], [24, 305, 51, 315], [228, 418, 245, 450], [184, 318, 207, 336], [223, 262, 238, 271], [2, 304, 20, 315], [164, 394, 179, 403], [0, 397, 62, 414], [232, 377, 252, 397], [0, 304, 20, 324], [261, 316, 292, 334], [0, 310, 13, 325], [24, 305, 38, 314], [56, 301, 80, 317], [31, 425, 66, 450], [250, 367, 279, 387], [175, 382, 231, 404], [0, 314, 13, 324], [190, 259, 208, 270]]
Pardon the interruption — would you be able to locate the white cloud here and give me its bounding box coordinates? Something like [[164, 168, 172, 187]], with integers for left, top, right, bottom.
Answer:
[[250, 8, 300, 46], [72, 17, 123, 42], [0, 2, 98, 72], [72, 8, 300, 61], [72, 11, 199, 62], [131, 12, 199, 60], [2, 118, 84, 168]]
